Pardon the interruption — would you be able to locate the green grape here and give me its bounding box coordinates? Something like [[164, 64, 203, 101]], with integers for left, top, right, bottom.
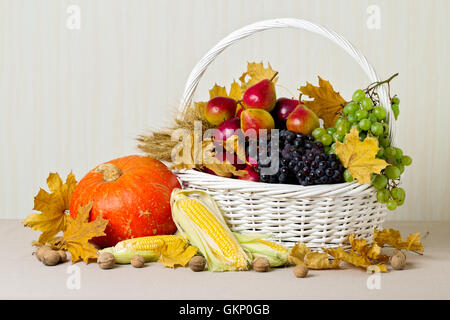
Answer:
[[385, 165, 401, 179], [355, 109, 368, 121], [397, 163, 405, 174], [401, 155, 412, 166], [320, 134, 333, 146], [392, 96, 400, 105], [386, 200, 398, 211], [343, 169, 354, 182], [343, 102, 359, 115], [373, 106, 387, 121], [312, 128, 326, 139], [376, 189, 390, 203], [372, 174, 388, 190], [395, 148, 403, 159], [379, 136, 390, 148], [352, 89, 366, 102], [384, 147, 397, 158], [327, 127, 336, 136], [333, 132, 344, 142], [368, 113, 378, 123], [361, 97, 374, 110], [331, 142, 337, 150], [334, 117, 346, 128], [376, 146, 384, 158], [359, 119, 371, 131], [386, 157, 397, 165], [327, 149, 335, 155], [396, 198, 405, 206], [336, 122, 350, 135], [392, 104, 400, 120], [371, 122, 384, 136], [324, 146, 331, 153], [391, 187, 405, 202], [347, 113, 358, 124], [382, 123, 389, 135]]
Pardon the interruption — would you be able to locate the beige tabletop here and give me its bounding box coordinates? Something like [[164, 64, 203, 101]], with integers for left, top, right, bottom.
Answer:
[[1, 219, 449, 300]]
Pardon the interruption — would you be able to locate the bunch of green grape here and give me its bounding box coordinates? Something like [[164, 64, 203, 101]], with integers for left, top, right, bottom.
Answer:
[[311, 88, 412, 211]]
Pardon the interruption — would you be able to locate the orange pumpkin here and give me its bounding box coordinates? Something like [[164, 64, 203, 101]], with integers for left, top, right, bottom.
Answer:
[[69, 155, 180, 248]]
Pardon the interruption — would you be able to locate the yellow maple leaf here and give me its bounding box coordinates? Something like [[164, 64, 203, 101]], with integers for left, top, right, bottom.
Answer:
[[335, 128, 389, 184], [23, 172, 77, 245], [239, 62, 278, 91], [48, 202, 108, 263], [209, 80, 243, 101], [170, 133, 246, 178], [288, 243, 340, 269], [323, 234, 388, 272], [158, 241, 198, 268], [298, 76, 347, 128], [373, 228, 424, 253]]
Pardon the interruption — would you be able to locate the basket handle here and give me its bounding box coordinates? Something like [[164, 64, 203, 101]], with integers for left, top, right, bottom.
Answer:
[[179, 18, 395, 143]]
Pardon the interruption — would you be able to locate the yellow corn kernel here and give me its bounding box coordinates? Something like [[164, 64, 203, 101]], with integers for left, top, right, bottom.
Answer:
[[179, 199, 248, 269], [115, 235, 185, 252], [256, 239, 289, 253]]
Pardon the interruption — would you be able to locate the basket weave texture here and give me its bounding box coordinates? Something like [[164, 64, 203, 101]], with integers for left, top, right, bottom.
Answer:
[[174, 18, 393, 249]]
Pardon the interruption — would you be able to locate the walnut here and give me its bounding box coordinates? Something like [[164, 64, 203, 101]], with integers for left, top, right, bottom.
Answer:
[[57, 250, 67, 263], [42, 250, 60, 266], [131, 255, 145, 268], [293, 264, 309, 278], [253, 257, 270, 272], [35, 246, 52, 261], [189, 256, 206, 272], [97, 252, 115, 269], [390, 250, 406, 270]]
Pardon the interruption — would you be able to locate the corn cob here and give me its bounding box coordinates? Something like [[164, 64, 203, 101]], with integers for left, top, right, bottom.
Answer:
[[100, 234, 187, 264], [171, 189, 251, 272], [233, 233, 289, 267]]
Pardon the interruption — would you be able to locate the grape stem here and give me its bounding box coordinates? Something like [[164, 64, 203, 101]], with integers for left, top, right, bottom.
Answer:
[[365, 73, 399, 93]]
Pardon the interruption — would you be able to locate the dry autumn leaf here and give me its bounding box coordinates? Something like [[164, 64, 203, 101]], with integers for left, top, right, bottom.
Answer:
[[373, 228, 424, 253], [335, 128, 389, 184], [170, 133, 246, 178], [323, 234, 388, 272], [298, 76, 347, 128], [158, 241, 198, 268], [209, 81, 243, 101], [48, 202, 108, 263], [23, 172, 77, 245], [239, 62, 278, 91], [288, 243, 340, 270]]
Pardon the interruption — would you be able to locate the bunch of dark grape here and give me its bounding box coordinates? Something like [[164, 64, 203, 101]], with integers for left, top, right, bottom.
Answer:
[[257, 130, 345, 186]]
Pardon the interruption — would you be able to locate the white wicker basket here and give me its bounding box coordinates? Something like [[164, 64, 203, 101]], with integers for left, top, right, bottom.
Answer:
[[175, 18, 393, 249]]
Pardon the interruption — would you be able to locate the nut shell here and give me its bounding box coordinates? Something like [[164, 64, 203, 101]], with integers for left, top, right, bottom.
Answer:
[[97, 252, 115, 269], [35, 246, 52, 261], [42, 250, 60, 266], [57, 250, 67, 263], [293, 264, 309, 278], [390, 250, 406, 270], [253, 257, 270, 272], [131, 255, 145, 268], [189, 256, 206, 272]]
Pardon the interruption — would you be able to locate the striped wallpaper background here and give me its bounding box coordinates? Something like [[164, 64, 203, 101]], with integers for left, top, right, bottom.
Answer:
[[0, 0, 449, 220]]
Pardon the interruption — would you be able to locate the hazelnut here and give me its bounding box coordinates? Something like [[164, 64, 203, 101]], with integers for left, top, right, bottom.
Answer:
[[131, 255, 145, 268], [253, 257, 270, 272], [390, 250, 406, 270], [293, 264, 309, 278], [35, 246, 52, 261], [189, 256, 206, 272], [97, 252, 115, 269], [57, 250, 67, 263], [42, 250, 60, 266]]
